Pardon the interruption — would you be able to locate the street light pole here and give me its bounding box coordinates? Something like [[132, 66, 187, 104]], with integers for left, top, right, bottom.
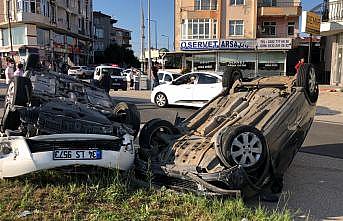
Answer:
[[146, 19, 157, 50], [7, 0, 14, 60], [140, 0, 145, 90], [147, 0, 152, 89], [161, 34, 169, 50]]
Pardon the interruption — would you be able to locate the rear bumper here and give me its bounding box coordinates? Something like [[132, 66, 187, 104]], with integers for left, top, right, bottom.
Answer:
[[0, 134, 135, 178], [135, 159, 243, 197]]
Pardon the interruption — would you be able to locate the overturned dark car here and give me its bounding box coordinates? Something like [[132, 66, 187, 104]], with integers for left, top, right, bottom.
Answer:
[[0, 55, 140, 178], [136, 64, 318, 197]]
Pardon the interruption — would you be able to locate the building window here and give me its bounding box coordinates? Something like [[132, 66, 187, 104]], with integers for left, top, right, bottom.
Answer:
[[288, 22, 295, 36], [181, 19, 217, 39], [230, 0, 244, 6], [261, 0, 276, 7], [94, 42, 104, 51], [2, 26, 26, 46], [194, 0, 217, 10], [263, 21, 276, 36], [229, 20, 244, 36], [37, 28, 50, 46], [95, 28, 104, 39]]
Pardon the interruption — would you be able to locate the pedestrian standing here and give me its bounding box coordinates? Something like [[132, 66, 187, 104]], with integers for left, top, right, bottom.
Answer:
[[129, 68, 135, 90], [13, 63, 24, 77], [99, 69, 111, 94], [5, 58, 14, 84], [152, 62, 159, 88], [295, 58, 305, 73]]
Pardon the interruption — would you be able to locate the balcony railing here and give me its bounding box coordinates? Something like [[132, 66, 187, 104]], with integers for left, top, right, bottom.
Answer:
[[258, 1, 301, 7], [322, 1, 343, 22]]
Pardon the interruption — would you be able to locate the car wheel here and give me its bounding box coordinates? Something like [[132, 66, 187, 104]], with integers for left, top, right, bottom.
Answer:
[[222, 67, 242, 90], [139, 119, 179, 162], [219, 125, 267, 171], [5, 77, 32, 106], [296, 64, 319, 105], [154, 92, 168, 107], [113, 102, 140, 138]]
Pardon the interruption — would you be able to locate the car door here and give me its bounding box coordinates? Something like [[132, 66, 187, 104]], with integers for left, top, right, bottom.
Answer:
[[163, 73, 196, 104], [192, 73, 222, 103]]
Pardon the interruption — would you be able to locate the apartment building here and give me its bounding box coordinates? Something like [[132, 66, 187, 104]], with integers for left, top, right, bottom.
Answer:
[[174, 0, 301, 76], [93, 11, 117, 57], [0, 0, 93, 66], [111, 26, 132, 49], [321, 0, 343, 86]]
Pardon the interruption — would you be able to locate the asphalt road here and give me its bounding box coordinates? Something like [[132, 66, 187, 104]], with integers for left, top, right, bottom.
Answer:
[[117, 96, 343, 221]]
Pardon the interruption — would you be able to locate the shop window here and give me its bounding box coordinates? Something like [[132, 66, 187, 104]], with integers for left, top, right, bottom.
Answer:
[[288, 22, 295, 36], [229, 20, 244, 36], [2, 26, 26, 46], [262, 21, 276, 36], [230, 0, 244, 6], [194, 0, 217, 10]]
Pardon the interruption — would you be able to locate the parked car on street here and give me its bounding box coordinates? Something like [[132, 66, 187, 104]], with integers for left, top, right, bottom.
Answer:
[[0, 55, 140, 179], [157, 71, 181, 85], [94, 66, 127, 91], [151, 72, 223, 108], [137, 65, 319, 197], [68, 66, 94, 79]]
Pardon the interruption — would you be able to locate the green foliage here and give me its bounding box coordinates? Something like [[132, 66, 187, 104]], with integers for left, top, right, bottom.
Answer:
[[95, 43, 140, 68], [0, 169, 292, 220]]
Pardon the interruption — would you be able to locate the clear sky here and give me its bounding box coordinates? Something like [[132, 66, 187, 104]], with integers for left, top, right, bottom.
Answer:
[[94, 0, 322, 56]]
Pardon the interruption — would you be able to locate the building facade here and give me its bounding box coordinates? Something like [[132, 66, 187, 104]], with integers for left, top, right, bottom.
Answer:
[[111, 26, 132, 49], [0, 0, 93, 67], [174, 0, 301, 76], [93, 11, 116, 56], [321, 0, 343, 86]]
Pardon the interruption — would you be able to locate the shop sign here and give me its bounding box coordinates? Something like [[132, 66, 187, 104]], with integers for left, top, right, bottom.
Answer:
[[257, 38, 292, 50], [301, 11, 321, 35], [180, 39, 255, 51]]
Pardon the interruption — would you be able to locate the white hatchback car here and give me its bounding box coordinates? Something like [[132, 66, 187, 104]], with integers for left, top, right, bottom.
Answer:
[[157, 71, 181, 85], [151, 72, 223, 108]]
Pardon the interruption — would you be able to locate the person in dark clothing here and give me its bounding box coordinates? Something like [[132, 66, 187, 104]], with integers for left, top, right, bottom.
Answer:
[[152, 62, 159, 88], [99, 69, 112, 93]]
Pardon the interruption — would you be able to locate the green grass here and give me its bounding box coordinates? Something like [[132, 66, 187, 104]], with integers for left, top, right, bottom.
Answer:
[[0, 169, 292, 221]]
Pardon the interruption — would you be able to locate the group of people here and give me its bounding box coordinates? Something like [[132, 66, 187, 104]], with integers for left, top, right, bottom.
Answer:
[[4, 58, 24, 84]]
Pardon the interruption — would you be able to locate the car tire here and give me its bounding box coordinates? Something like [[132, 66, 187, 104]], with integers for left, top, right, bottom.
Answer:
[[222, 67, 243, 90], [219, 125, 267, 171], [295, 63, 319, 105], [154, 92, 168, 108], [139, 119, 179, 162], [113, 102, 141, 138], [1, 104, 21, 132], [5, 76, 32, 107]]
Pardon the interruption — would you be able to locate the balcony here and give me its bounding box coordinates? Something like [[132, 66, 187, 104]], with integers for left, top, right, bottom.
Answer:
[[321, 1, 343, 36], [258, 1, 302, 17]]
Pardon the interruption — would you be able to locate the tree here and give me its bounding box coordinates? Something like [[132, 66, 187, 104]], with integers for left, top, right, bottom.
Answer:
[[96, 44, 140, 68]]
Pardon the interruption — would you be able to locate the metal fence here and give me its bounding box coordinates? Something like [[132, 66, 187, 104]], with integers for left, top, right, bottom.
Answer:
[[322, 1, 343, 22]]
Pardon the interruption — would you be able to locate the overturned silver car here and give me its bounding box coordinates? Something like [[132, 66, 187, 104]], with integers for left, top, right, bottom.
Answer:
[[0, 55, 140, 178], [136, 64, 318, 197]]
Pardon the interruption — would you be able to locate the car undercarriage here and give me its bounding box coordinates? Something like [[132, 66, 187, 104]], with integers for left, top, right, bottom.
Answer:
[[136, 65, 318, 197]]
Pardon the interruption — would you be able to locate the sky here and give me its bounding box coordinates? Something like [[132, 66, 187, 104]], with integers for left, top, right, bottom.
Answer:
[[94, 0, 322, 56]]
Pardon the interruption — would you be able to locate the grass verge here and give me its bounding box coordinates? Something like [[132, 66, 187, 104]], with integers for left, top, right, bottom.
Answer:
[[0, 169, 292, 221]]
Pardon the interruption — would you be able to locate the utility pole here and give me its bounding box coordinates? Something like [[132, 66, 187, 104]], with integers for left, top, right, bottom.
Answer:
[[140, 0, 145, 90], [147, 0, 152, 89], [7, 0, 14, 61]]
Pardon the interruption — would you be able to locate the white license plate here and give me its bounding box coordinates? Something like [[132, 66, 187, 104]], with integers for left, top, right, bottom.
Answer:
[[53, 149, 102, 160]]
